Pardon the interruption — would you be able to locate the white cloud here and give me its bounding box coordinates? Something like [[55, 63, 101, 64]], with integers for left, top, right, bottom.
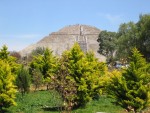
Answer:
[[97, 13, 124, 24], [105, 14, 123, 24]]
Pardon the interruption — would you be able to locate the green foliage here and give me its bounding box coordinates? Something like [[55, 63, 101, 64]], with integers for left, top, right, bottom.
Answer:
[[97, 30, 117, 63], [32, 68, 43, 91], [116, 22, 138, 62], [31, 47, 46, 56], [0, 60, 17, 112], [30, 48, 59, 90], [8, 90, 63, 113], [62, 43, 107, 107], [49, 55, 77, 111], [0, 45, 9, 60], [136, 14, 150, 61], [0, 45, 20, 75], [8, 91, 124, 113], [48, 43, 107, 109], [30, 48, 58, 79], [107, 48, 150, 112], [99, 14, 150, 62], [27, 47, 46, 62], [16, 66, 31, 96], [115, 14, 150, 62], [73, 95, 123, 113]]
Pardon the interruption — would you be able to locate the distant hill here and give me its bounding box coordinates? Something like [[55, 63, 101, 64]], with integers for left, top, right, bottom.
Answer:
[[20, 24, 106, 62]]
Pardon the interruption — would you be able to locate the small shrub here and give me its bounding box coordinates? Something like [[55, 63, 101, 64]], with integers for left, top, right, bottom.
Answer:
[[16, 66, 31, 96]]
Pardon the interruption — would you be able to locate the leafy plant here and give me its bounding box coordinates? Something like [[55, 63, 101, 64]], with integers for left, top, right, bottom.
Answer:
[[16, 66, 31, 96], [62, 43, 107, 107], [32, 68, 43, 91], [107, 48, 150, 112], [0, 60, 17, 112], [30, 48, 58, 90], [50, 54, 77, 111]]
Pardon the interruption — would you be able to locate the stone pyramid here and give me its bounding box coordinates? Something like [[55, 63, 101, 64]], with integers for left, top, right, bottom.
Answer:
[[20, 24, 106, 62]]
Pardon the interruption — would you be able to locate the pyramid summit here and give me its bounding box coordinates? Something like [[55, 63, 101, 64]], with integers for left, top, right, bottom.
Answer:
[[20, 24, 106, 61]]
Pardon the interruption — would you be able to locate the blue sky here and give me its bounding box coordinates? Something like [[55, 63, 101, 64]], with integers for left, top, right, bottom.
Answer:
[[0, 0, 150, 51]]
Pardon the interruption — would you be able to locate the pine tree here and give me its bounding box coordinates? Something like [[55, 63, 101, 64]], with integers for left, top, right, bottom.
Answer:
[[16, 66, 31, 96], [0, 60, 17, 112], [107, 48, 150, 112], [0, 45, 9, 60]]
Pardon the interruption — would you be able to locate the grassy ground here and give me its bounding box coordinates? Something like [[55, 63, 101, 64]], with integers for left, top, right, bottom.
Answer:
[[7, 90, 124, 113], [8, 90, 63, 113], [72, 97, 124, 113]]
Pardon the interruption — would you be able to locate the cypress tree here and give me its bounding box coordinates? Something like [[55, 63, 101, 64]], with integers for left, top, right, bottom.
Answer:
[[0, 60, 17, 112], [65, 43, 107, 107], [108, 48, 150, 112]]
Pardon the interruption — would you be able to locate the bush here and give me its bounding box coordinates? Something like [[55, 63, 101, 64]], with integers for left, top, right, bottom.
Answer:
[[32, 68, 43, 91], [0, 60, 17, 112], [54, 43, 107, 108], [16, 66, 31, 96], [107, 48, 150, 112]]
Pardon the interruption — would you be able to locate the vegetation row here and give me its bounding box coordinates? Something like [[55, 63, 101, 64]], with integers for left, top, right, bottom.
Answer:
[[0, 14, 150, 113]]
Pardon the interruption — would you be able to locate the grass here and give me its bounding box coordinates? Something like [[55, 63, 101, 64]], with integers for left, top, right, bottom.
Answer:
[[8, 90, 63, 113], [7, 90, 124, 113], [72, 96, 124, 113]]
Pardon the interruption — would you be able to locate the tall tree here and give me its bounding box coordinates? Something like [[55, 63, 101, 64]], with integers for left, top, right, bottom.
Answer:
[[64, 43, 107, 107], [30, 48, 58, 89], [107, 48, 150, 112], [97, 30, 117, 63], [49, 55, 77, 111], [0, 60, 17, 112], [116, 22, 138, 63], [136, 14, 150, 61]]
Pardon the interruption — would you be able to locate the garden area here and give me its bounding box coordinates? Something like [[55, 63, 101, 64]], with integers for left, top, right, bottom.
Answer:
[[8, 90, 124, 113], [0, 14, 150, 113], [1, 43, 150, 113]]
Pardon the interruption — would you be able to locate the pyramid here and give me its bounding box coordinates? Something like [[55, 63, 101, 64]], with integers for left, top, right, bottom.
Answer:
[[20, 24, 106, 62]]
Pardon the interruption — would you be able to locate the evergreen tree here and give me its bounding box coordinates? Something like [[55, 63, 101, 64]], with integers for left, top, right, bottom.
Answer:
[[0, 60, 17, 112], [64, 43, 107, 107], [30, 48, 58, 89], [107, 48, 150, 112], [0, 45, 20, 75], [0, 45, 9, 60], [16, 66, 31, 96]]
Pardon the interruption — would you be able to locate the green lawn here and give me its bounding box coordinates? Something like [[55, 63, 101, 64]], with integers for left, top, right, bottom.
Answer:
[[7, 90, 124, 113], [72, 97, 124, 113]]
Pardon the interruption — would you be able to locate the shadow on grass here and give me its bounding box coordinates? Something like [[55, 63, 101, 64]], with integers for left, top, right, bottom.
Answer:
[[42, 106, 64, 112]]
